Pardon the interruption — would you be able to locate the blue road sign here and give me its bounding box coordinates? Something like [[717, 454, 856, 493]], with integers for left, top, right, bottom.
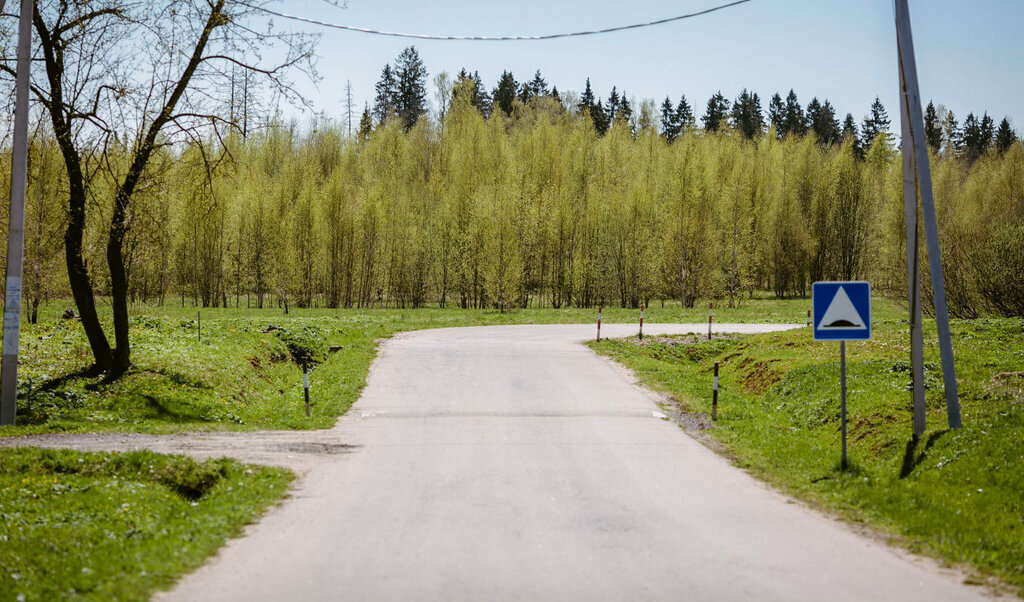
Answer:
[[812, 281, 871, 341]]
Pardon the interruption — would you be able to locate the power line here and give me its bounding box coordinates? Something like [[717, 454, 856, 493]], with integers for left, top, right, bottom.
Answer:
[[242, 0, 754, 41]]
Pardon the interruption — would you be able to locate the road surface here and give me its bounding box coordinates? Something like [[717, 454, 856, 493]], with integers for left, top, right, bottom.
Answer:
[[161, 323, 992, 601]]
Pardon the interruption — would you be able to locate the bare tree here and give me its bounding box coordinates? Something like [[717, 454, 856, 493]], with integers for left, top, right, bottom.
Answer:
[[0, 0, 316, 374]]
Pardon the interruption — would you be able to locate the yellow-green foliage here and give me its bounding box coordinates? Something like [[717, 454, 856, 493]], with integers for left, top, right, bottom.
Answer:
[[4, 102, 1023, 315]]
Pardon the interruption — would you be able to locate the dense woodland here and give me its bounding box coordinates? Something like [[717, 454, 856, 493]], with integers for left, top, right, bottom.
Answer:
[[2, 46, 1023, 327]]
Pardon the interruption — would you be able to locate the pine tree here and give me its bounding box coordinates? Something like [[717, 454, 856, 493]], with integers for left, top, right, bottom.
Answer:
[[767, 92, 784, 138], [373, 64, 398, 124], [806, 98, 840, 145], [995, 118, 1018, 154], [527, 70, 548, 99], [924, 101, 942, 151], [493, 71, 518, 116], [782, 89, 805, 138], [701, 91, 730, 133], [617, 91, 633, 125], [861, 96, 890, 149], [606, 87, 621, 124], [394, 46, 428, 130], [591, 99, 610, 135], [579, 78, 596, 113]]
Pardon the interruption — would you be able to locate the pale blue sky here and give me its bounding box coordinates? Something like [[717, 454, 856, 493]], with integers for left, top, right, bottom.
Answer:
[[276, 0, 1023, 130]]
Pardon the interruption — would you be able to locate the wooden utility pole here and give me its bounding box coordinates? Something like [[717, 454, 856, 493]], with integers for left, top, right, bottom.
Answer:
[[1, 0, 35, 425], [894, 0, 961, 431]]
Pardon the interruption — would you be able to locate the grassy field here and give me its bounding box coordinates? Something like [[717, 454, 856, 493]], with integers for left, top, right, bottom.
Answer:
[[2, 296, 841, 435], [590, 317, 1024, 595], [0, 447, 292, 601]]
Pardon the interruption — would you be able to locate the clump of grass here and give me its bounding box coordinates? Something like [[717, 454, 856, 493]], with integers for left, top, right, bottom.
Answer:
[[0, 447, 292, 600], [591, 318, 1024, 594]]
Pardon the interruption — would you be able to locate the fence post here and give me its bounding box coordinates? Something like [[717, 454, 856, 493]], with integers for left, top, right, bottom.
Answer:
[[712, 362, 720, 421]]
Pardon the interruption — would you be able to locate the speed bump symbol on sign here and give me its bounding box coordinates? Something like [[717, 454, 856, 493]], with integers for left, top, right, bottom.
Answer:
[[813, 282, 871, 341]]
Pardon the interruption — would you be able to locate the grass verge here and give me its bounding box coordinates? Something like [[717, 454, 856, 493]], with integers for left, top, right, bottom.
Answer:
[[0, 447, 292, 600], [590, 318, 1024, 595], [1, 296, 885, 435]]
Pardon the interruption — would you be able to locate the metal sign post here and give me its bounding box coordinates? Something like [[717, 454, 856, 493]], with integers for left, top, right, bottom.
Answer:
[[1, 0, 35, 426], [894, 0, 961, 430], [813, 281, 872, 470]]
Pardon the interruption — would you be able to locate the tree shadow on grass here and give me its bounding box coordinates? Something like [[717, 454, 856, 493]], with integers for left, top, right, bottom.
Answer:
[[900, 430, 949, 479]]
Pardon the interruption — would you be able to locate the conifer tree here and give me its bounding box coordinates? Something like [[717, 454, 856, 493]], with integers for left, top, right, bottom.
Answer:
[[924, 101, 942, 151], [861, 96, 890, 149], [661, 97, 678, 142], [527, 70, 549, 98], [493, 71, 518, 115], [550, 86, 561, 105], [841, 113, 862, 158], [702, 91, 730, 132], [942, 110, 961, 157], [579, 78, 596, 113], [606, 87, 621, 124], [980, 112, 995, 152], [394, 46, 428, 130], [806, 98, 840, 145], [675, 96, 692, 129], [358, 104, 373, 141], [729, 89, 763, 139], [591, 100, 610, 135], [995, 118, 1018, 154], [768, 92, 784, 138], [373, 64, 398, 124], [617, 92, 633, 125], [782, 89, 805, 138], [962, 112, 982, 161]]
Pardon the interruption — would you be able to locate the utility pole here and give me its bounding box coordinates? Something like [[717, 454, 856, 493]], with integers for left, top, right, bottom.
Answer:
[[894, 0, 961, 431], [1, 0, 36, 425]]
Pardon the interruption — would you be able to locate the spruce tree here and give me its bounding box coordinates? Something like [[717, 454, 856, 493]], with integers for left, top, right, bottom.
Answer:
[[493, 71, 518, 116], [527, 70, 548, 98], [394, 46, 428, 130], [606, 87, 621, 124], [980, 112, 995, 153], [924, 101, 942, 151], [701, 91, 730, 133], [372, 64, 398, 124], [578, 78, 596, 114], [730, 89, 763, 140], [782, 89, 805, 138], [767, 92, 784, 138], [661, 97, 678, 142], [472, 71, 492, 117], [591, 101, 610, 135], [358, 104, 373, 141], [861, 96, 890, 149], [842, 113, 862, 157], [550, 86, 561, 105], [674, 95, 693, 130], [995, 118, 1017, 154], [942, 110, 961, 157], [962, 112, 982, 161], [617, 92, 633, 125]]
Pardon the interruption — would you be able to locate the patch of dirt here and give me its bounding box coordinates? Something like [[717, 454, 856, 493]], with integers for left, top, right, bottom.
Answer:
[[741, 360, 782, 393], [0, 431, 358, 474], [990, 372, 1024, 402]]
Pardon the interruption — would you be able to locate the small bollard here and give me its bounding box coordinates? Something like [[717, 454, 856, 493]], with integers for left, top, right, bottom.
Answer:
[[708, 302, 713, 341], [639, 305, 645, 340], [712, 362, 720, 421], [303, 363, 311, 417], [597, 306, 603, 342], [806, 309, 811, 327]]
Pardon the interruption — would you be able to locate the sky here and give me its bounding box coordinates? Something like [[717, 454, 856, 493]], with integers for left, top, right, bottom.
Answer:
[[272, 0, 1024, 130]]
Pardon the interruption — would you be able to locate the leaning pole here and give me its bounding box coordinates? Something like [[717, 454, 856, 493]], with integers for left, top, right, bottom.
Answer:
[[894, 0, 962, 432]]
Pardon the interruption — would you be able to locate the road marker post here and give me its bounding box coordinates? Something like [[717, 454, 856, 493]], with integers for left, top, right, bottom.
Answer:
[[639, 305, 645, 340], [708, 302, 713, 341], [813, 281, 871, 471], [303, 363, 311, 417], [197, 311, 201, 343], [596, 306, 603, 342], [806, 310, 811, 328], [712, 362, 720, 421]]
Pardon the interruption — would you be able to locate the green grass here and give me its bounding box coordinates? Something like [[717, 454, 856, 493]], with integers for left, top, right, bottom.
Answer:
[[2, 295, 872, 435], [590, 317, 1024, 595], [0, 447, 292, 601]]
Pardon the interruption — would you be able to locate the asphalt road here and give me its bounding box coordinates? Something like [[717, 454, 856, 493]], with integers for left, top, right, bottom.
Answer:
[[164, 324, 994, 602]]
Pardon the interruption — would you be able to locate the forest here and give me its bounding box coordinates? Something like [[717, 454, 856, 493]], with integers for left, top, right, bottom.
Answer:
[[2, 44, 1023, 333]]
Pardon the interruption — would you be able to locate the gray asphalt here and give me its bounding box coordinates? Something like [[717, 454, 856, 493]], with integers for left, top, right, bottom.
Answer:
[[164, 323, 994, 601]]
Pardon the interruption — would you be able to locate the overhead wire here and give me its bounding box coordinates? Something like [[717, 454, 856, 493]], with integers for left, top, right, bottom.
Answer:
[[241, 0, 754, 41]]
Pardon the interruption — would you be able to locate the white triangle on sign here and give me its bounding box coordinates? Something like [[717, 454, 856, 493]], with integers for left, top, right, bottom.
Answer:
[[818, 286, 866, 330]]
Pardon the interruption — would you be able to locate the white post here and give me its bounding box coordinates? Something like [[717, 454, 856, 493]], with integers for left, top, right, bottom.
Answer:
[[1, 0, 35, 426], [894, 0, 961, 429]]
